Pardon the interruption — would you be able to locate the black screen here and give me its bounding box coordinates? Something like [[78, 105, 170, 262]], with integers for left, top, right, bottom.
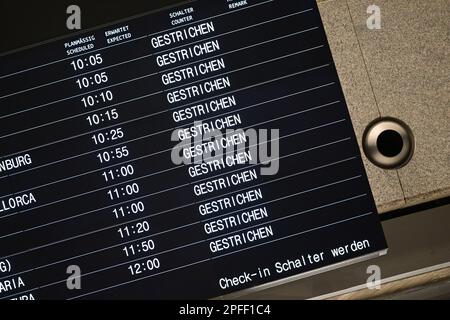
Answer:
[[0, 0, 387, 300]]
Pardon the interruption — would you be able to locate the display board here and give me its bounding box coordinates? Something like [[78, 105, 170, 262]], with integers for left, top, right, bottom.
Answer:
[[0, 0, 387, 300]]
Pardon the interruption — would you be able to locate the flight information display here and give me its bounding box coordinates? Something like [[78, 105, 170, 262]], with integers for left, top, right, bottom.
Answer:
[[0, 0, 387, 300]]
